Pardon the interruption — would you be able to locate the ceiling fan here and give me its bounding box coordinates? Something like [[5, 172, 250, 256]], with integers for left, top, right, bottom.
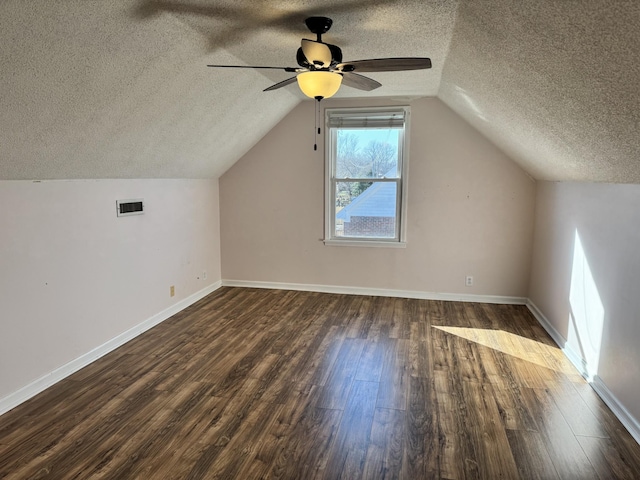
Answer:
[[207, 16, 432, 101]]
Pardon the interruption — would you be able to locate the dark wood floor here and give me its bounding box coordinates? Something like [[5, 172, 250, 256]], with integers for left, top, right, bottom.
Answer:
[[1, 288, 640, 479]]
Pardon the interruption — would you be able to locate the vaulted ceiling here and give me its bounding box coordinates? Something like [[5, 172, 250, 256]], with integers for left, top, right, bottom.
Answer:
[[1, 0, 638, 182]]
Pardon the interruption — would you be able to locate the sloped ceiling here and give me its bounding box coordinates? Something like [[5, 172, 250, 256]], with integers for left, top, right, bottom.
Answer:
[[439, 0, 640, 183], [1, 0, 638, 182]]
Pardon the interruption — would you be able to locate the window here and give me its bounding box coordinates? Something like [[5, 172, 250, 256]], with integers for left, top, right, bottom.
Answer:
[[324, 106, 410, 246]]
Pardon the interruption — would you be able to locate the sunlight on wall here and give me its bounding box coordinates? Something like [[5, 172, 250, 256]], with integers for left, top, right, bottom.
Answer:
[[432, 326, 577, 375], [567, 230, 604, 381]]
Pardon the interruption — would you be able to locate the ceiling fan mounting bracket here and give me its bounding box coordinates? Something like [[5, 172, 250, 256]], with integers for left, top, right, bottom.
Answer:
[[305, 16, 333, 40]]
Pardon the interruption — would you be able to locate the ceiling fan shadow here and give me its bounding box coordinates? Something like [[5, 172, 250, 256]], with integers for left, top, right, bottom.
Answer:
[[133, 0, 399, 53]]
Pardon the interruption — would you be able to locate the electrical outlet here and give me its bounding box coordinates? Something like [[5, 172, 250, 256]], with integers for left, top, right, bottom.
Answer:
[[170, 285, 175, 297], [465, 276, 473, 287], [203, 271, 207, 280]]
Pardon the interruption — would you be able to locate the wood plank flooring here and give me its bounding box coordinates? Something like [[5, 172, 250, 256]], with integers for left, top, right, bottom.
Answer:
[[1, 287, 640, 479]]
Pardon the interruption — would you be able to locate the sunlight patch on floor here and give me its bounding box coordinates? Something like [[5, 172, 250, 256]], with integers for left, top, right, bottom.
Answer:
[[432, 326, 577, 375]]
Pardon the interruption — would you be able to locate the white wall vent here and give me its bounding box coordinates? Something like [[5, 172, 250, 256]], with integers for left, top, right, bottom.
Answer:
[[116, 199, 144, 217]]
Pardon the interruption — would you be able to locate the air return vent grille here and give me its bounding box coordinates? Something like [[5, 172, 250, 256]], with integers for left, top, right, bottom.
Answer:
[[116, 199, 144, 217]]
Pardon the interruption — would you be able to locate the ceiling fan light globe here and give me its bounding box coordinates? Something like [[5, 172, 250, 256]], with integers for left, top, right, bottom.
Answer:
[[297, 71, 342, 100]]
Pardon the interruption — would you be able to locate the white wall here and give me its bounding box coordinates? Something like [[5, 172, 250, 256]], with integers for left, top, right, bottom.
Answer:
[[220, 97, 536, 298], [530, 181, 640, 428], [0, 178, 221, 404]]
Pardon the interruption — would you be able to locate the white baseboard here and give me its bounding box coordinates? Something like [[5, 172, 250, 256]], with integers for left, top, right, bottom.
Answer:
[[592, 376, 640, 445], [526, 300, 588, 377], [222, 279, 528, 305], [0, 281, 222, 417], [526, 299, 640, 446]]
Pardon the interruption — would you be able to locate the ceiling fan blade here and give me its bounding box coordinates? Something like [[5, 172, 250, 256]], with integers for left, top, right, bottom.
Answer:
[[340, 72, 382, 91], [263, 76, 298, 92], [301, 39, 332, 68], [337, 57, 432, 73], [207, 64, 298, 72]]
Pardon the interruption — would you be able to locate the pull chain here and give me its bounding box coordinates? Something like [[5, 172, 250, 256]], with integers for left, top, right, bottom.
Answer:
[[314, 100, 318, 151], [314, 99, 321, 151]]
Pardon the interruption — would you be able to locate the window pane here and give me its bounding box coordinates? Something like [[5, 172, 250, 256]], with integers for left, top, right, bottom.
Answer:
[[336, 129, 400, 179], [335, 181, 397, 238]]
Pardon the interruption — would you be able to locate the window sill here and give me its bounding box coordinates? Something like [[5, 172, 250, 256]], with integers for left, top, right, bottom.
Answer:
[[323, 239, 407, 248]]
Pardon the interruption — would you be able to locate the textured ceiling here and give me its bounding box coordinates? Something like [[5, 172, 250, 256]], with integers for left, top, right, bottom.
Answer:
[[1, 0, 639, 182], [0, 0, 455, 180], [439, 0, 640, 183]]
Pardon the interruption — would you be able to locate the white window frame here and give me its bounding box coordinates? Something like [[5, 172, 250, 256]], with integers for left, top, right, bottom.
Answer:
[[324, 106, 410, 247]]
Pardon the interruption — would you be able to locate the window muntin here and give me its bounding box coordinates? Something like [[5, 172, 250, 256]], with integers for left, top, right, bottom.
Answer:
[[325, 107, 409, 245]]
